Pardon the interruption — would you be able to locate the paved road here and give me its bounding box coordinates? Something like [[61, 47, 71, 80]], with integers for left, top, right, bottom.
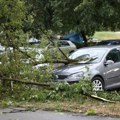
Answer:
[[0, 108, 119, 120]]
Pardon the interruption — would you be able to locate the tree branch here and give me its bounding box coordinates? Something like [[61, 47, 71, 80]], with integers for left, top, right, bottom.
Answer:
[[32, 59, 78, 65], [0, 78, 51, 87]]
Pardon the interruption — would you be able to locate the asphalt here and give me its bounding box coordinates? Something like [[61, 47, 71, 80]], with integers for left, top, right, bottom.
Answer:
[[0, 108, 119, 120]]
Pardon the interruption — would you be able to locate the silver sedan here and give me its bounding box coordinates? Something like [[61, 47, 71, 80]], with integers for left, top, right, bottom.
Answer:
[[54, 46, 120, 91]]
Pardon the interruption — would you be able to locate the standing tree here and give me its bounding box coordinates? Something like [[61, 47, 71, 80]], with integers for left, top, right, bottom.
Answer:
[[24, 0, 54, 39], [51, 0, 120, 36], [0, 0, 26, 78]]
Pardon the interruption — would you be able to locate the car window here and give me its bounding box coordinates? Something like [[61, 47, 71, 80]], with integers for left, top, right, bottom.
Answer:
[[48, 41, 70, 48], [69, 48, 107, 63], [106, 49, 120, 63], [112, 41, 119, 45], [58, 41, 70, 47]]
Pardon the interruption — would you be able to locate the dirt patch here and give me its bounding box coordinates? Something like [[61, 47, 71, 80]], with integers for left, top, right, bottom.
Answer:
[[18, 100, 120, 117]]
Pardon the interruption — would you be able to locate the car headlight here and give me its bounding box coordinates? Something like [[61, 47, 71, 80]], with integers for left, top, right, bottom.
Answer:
[[69, 71, 84, 79]]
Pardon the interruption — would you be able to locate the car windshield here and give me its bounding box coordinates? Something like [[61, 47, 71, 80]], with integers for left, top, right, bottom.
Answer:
[[69, 48, 107, 63]]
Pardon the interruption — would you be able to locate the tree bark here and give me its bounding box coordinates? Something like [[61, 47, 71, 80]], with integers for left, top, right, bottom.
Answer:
[[0, 78, 51, 87]]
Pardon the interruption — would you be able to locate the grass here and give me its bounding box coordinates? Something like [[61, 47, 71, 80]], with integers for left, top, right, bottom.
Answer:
[[8, 100, 120, 117], [1, 92, 120, 117], [93, 31, 120, 40]]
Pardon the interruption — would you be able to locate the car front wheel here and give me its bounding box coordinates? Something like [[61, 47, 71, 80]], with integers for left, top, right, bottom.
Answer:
[[92, 77, 104, 91]]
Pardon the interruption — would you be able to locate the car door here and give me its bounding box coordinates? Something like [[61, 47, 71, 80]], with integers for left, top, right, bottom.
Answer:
[[51, 41, 73, 54], [46, 41, 70, 58], [104, 48, 120, 89], [58, 41, 72, 54]]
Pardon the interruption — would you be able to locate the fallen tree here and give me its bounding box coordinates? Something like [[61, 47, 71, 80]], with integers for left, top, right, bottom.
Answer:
[[0, 77, 51, 88], [0, 77, 115, 103]]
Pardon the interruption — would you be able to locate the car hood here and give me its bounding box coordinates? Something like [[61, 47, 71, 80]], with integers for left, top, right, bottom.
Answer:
[[54, 63, 95, 75]]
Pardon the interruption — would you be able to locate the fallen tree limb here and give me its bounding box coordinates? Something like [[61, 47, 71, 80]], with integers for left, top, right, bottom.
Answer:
[[82, 92, 115, 103], [33, 60, 69, 65], [32, 59, 79, 65], [17, 47, 78, 65], [0, 78, 115, 103], [0, 78, 51, 87], [17, 48, 36, 62], [90, 94, 115, 103]]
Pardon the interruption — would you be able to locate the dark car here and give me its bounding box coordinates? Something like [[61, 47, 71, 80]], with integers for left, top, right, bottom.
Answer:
[[60, 32, 86, 48], [97, 39, 120, 45]]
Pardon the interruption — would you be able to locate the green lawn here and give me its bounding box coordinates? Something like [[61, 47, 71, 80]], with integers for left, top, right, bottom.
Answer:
[[93, 31, 120, 40]]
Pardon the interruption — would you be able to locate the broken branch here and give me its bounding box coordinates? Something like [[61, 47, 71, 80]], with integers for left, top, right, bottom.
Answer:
[[0, 78, 51, 87]]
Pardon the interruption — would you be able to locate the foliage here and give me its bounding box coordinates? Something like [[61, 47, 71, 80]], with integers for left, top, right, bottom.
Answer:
[[85, 109, 96, 115], [46, 79, 92, 101], [24, 0, 54, 38], [1, 78, 120, 109], [52, 0, 120, 35], [0, 79, 92, 104], [1, 0, 120, 109], [95, 91, 120, 101], [10, 0, 120, 37], [0, 0, 26, 45], [1, 0, 120, 39], [0, 0, 27, 79]]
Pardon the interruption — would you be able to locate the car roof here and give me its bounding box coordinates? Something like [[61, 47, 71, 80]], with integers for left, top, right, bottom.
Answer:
[[79, 45, 120, 50], [97, 39, 120, 45]]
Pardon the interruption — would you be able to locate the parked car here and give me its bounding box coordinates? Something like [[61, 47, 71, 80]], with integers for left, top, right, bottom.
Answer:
[[53, 45, 120, 91], [96, 39, 120, 45], [60, 32, 85, 48], [46, 40, 76, 55], [27, 37, 41, 44], [28, 40, 77, 61], [0, 40, 76, 64]]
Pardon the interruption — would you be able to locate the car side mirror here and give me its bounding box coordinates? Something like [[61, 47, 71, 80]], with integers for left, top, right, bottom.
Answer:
[[104, 60, 114, 66]]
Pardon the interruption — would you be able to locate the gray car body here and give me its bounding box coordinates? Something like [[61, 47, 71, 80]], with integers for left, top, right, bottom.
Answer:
[[54, 46, 120, 90]]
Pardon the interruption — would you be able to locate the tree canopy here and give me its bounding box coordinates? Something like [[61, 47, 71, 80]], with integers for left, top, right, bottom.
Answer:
[[0, 0, 26, 46], [51, 0, 120, 35], [1, 0, 120, 38]]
